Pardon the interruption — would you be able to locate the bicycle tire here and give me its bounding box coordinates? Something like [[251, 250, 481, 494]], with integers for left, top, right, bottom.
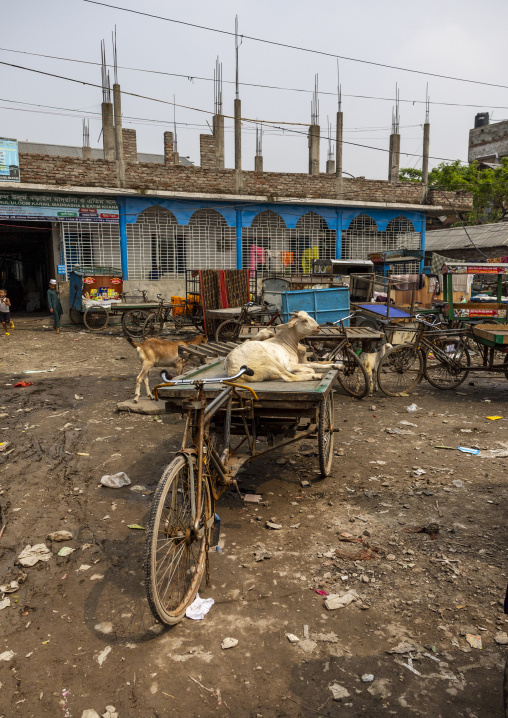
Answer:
[[142, 313, 164, 339], [377, 343, 424, 396], [69, 308, 83, 325], [424, 339, 470, 390], [215, 319, 240, 343], [145, 455, 212, 626], [121, 308, 151, 339], [83, 306, 109, 331], [318, 392, 334, 476], [335, 348, 370, 399]]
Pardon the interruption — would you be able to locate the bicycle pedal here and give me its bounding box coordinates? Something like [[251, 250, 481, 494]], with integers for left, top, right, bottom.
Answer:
[[209, 513, 221, 547]]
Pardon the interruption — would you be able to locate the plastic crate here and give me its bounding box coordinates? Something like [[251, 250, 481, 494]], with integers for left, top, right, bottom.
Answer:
[[281, 287, 350, 325]]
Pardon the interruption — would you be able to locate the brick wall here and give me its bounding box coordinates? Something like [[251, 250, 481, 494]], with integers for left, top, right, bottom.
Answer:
[[163, 131, 174, 165], [17, 150, 473, 210], [199, 135, 216, 170], [469, 120, 508, 162], [122, 129, 137, 163]]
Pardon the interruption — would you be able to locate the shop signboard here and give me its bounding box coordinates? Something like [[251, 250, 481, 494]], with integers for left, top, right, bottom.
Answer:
[[0, 138, 20, 182], [0, 191, 119, 222]]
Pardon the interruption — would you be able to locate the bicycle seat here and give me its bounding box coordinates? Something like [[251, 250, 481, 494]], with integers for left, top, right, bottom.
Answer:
[[432, 301, 446, 308]]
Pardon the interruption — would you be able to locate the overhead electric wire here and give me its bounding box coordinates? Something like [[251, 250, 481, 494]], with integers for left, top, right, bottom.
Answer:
[[80, 0, 508, 91], [0, 59, 468, 164], [2, 45, 508, 112]]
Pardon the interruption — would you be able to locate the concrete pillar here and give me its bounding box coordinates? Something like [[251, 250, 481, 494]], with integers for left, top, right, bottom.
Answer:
[[336, 111, 343, 194], [101, 102, 115, 161], [326, 159, 335, 174], [213, 114, 225, 169], [308, 124, 320, 175], [82, 146, 92, 159], [117, 197, 129, 280], [234, 99, 241, 170], [254, 155, 263, 172], [164, 131, 175, 165], [388, 133, 400, 182], [422, 122, 430, 186], [113, 84, 126, 187]]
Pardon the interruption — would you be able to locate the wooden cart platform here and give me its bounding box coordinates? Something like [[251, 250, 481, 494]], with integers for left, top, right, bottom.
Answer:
[[472, 323, 508, 347]]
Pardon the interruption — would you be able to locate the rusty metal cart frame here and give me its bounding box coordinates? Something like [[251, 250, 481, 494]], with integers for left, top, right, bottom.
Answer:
[[144, 362, 338, 625]]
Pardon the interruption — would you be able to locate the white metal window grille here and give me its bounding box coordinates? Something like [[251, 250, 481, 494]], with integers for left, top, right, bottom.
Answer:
[[187, 208, 236, 271], [127, 206, 184, 280], [61, 222, 121, 279], [341, 214, 421, 273], [242, 210, 335, 277]]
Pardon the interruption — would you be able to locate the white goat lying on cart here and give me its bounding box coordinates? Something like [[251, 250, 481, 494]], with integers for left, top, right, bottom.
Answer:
[[225, 310, 339, 382]]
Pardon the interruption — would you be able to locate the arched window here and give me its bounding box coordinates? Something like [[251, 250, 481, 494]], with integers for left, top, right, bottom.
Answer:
[[126, 205, 183, 279], [188, 208, 236, 269], [341, 214, 382, 260], [242, 210, 288, 276], [292, 212, 335, 274]]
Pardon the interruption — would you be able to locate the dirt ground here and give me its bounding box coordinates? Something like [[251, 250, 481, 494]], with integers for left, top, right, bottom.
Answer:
[[0, 318, 507, 718]]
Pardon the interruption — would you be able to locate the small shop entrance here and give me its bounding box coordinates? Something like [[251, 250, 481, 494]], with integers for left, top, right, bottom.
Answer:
[[0, 221, 52, 314]]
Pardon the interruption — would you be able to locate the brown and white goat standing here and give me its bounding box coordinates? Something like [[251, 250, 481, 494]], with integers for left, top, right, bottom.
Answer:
[[125, 334, 208, 402]]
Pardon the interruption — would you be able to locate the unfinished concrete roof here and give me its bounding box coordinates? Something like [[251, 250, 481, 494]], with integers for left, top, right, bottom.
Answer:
[[18, 141, 193, 165], [426, 222, 508, 251]]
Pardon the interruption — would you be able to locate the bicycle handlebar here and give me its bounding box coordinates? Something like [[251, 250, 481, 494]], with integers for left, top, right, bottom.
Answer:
[[329, 311, 357, 326], [160, 364, 254, 386]]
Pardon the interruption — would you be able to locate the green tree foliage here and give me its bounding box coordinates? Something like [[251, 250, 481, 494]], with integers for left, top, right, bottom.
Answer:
[[400, 159, 508, 224], [398, 168, 422, 183]]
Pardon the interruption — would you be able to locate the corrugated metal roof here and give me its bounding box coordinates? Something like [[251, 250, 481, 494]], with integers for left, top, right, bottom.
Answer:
[[426, 222, 508, 250], [18, 142, 193, 165]]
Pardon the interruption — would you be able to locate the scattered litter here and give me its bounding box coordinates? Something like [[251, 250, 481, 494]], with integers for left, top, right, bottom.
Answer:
[[466, 634, 482, 649], [127, 524, 145, 530], [486, 416, 502, 420], [361, 674, 374, 682], [313, 588, 329, 596], [0, 578, 23, 593], [102, 706, 118, 718], [457, 446, 480, 455], [395, 657, 422, 676], [0, 441, 11, 452], [400, 420, 417, 427], [57, 547, 75, 557], [77, 453, 89, 457], [22, 367, 56, 374], [77, 564, 91, 572], [90, 574, 104, 581], [221, 637, 238, 650], [185, 593, 214, 620], [101, 472, 131, 488], [335, 544, 377, 561], [406, 403, 419, 413], [385, 427, 414, 436], [404, 522, 440, 539], [47, 530, 73, 542], [412, 468, 426, 476], [495, 632, 508, 645], [266, 521, 282, 530], [253, 547, 272, 562], [435, 445, 455, 450], [243, 494, 262, 503], [17, 544, 51, 567], [74, 394, 84, 400], [12, 381, 33, 388], [452, 479, 463, 488], [0, 598, 10, 610], [286, 633, 300, 644], [0, 651, 15, 661], [130, 485, 153, 495], [480, 448, 508, 458], [329, 683, 350, 701], [300, 480, 311, 488], [324, 589, 359, 610], [94, 622, 113, 635], [96, 646, 112, 666]]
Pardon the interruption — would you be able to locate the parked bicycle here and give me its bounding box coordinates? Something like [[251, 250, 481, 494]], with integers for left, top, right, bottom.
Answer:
[[377, 314, 471, 396], [214, 301, 282, 343], [142, 294, 204, 338]]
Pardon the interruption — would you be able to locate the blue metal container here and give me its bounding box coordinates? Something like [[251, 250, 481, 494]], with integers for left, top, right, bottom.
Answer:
[[281, 287, 350, 325]]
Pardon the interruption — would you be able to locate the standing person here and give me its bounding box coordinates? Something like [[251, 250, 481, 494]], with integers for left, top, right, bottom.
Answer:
[[0, 288, 13, 336], [47, 279, 63, 334]]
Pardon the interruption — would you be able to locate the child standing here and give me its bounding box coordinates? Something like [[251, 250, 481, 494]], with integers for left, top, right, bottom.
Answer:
[[0, 289, 13, 336], [47, 279, 63, 334]]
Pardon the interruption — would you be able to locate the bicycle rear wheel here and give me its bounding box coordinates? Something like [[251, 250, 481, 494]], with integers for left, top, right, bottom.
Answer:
[[335, 348, 369, 399], [145, 455, 212, 625], [215, 319, 240, 343], [424, 340, 470, 389], [377, 343, 423, 396], [318, 392, 334, 476], [142, 313, 164, 338]]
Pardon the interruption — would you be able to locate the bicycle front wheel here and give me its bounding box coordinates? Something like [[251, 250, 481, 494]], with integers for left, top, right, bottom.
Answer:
[[318, 392, 334, 476], [145, 455, 212, 625], [335, 348, 369, 399], [377, 343, 423, 396], [215, 319, 240, 343], [122, 308, 151, 339], [142, 313, 164, 338], [424, 340, 470, 390]]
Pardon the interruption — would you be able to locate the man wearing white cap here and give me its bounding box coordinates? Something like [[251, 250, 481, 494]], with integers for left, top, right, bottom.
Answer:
[[47, 279, 63, 334]]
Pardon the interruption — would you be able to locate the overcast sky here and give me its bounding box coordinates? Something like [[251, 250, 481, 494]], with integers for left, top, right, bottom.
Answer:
[[1, 0, 508, 180]]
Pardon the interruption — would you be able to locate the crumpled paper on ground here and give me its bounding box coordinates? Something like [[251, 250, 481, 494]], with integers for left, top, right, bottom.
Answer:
[[185, 593, 215, 620], [100, 472, 131, 488], [17, 544, 52, 567]]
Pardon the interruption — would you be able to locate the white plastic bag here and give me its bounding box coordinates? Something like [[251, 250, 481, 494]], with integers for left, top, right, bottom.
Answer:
[[185, 593, 215, 620], [100, 472, 131, 488]]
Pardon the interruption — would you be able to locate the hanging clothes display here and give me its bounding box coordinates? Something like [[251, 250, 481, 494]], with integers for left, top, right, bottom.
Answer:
[[249, 245, 265, 272], [280, 251, 295, 268], [301, 246, 319, 274]]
